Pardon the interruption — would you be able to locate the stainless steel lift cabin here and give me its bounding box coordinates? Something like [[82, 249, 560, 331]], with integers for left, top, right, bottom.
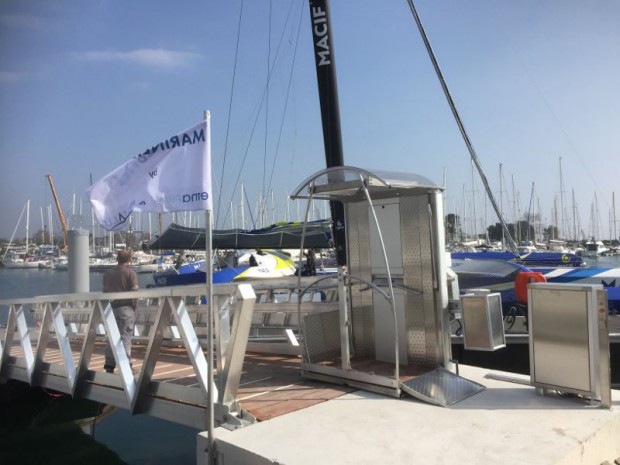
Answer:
[[290, 166, 484, 405]]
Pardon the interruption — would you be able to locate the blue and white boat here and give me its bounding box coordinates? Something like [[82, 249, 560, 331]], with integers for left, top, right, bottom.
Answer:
[[151, 249, 297, 287], [453, 258, 620, 314], [451, 250, 584, 268]]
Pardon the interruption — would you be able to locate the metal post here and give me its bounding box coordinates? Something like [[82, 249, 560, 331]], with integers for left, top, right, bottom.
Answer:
[[204, 110, 216, 465], [206, 208, 215, 464], [68, 229, 90, 293]]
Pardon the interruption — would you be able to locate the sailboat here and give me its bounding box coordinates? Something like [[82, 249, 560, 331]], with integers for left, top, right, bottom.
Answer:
[[2, 200, 45, 269]]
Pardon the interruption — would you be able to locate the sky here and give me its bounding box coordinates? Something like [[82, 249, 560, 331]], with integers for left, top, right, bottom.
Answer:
[[1, 0, 619, 243]]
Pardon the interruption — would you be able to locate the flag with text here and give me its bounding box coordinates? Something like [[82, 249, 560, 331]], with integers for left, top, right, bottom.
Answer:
[[87, 118, 212, 231]]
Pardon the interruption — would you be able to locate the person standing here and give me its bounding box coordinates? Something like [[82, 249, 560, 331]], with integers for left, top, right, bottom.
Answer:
[[103, 249, 139, 374], [305, 248, 317, 276]]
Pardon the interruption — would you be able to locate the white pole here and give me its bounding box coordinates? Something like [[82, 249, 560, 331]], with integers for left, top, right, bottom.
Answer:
[[26, 200, 30, 254], [240, 182, 245, 230], [50, 205, 55, 249], [40, 207, 44, 244], [271, 189, 275, 225], [559, 157, 566, 240], [230, 200, 235, 229], [47, 205, 54, 247], [613, 192, 617, 243], [204, 111, 215, 465], [499, 163, 505, 249], [91, 207, 96, 255]]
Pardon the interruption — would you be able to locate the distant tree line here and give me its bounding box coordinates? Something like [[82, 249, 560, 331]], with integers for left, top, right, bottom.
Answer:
[[445, 213, 563, 245]]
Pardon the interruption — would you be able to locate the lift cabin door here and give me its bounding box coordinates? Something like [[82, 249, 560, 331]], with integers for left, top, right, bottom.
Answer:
[[369, 200, 407, 364]]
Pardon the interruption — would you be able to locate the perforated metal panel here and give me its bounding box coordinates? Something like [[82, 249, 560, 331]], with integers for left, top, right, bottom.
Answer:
[[400, 195, 445, 366], [348, 201, 375, 358], [302, 310, 341, 363], [400, 195, 428, 365]]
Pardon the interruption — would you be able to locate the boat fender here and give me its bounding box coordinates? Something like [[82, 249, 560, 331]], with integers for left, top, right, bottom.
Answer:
[[514, 271, 546, 303]]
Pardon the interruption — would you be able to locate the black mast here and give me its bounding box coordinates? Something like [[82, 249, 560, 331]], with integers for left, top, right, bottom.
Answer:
[[308, 0, 346, 266]]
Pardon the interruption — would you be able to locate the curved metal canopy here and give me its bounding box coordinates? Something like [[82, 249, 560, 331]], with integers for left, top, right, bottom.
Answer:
[[290, 166, 442, 203]]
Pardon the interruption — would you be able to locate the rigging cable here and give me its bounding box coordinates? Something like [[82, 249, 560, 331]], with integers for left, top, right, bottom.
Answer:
[[216, 0, 245, 229], [266, 1, 305, 204], [261, 0, 273, 227], [405, 0, 519, 254], [219, 0, 300, 229]]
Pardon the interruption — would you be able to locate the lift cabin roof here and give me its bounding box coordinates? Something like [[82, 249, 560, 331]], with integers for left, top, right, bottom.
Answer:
[[290, 166, 443, 203]]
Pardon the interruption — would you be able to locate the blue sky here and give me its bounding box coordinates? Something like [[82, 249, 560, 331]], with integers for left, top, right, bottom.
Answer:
[[1, 0, 619, 242]]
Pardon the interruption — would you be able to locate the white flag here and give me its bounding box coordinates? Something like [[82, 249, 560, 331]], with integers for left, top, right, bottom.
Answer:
[[87, 118, 212, 231]]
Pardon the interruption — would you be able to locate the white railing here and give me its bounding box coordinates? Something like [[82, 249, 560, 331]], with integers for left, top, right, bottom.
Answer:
[[0, 277, 342, 429], [0, 284, 256, 430]]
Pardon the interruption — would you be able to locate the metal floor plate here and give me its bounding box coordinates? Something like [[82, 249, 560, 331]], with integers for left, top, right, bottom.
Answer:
[[400, 367, 486, 407]]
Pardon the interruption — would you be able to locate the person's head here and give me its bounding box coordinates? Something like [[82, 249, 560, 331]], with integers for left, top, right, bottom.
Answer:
[[117, 249, 132, 265]]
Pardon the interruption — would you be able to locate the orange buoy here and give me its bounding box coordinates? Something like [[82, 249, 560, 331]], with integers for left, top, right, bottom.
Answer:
[[514, 271, 547, 303]]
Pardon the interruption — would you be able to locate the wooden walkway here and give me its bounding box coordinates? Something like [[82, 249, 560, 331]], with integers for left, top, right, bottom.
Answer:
[[3, 334, 440, 424], [4, 339, 355, 421]]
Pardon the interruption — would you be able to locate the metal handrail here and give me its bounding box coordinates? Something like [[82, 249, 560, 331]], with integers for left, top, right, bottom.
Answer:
[[0, 283, 256, 430]]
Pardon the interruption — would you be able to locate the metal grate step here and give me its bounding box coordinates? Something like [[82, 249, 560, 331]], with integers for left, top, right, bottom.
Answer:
[[400, 366, 485, 407]]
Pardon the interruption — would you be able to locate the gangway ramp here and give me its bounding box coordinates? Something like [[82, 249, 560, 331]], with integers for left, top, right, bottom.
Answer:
[[0, 284, 256, 429], [0, 279, 348, 430]]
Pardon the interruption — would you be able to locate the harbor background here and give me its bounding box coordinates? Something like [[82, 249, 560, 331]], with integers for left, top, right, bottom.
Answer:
[[3, 254, 620, 301], [1, 256, 619, 463]]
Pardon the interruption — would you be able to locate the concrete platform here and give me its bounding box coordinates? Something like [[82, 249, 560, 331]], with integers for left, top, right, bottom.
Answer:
[[199, 365, 620, 465]]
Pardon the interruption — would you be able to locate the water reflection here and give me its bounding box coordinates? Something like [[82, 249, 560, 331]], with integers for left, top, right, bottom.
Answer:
[[0, 381, 198, 465]]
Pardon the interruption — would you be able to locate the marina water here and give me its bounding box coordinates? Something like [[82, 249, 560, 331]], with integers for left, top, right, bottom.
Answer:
[[0, 269, 200, 465]]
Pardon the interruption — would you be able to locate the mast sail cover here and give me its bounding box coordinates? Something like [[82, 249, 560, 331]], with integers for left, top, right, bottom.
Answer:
[[87, 119, 212, 231]]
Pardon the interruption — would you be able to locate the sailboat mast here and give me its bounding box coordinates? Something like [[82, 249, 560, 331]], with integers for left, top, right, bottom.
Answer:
[[470, 161, 478, 244], [613, 192, 617, 244], [573, 188, 581, 243], [499, 163, 505, 249], [308, 0, 347, 265], [553, 197, 558, 241], [240, 182, 245, 230], [40, 207, 45, 244], [526, 182, 535, 244], [559, 157, 566, 240], [26, 199, 30, 254], [48, 205, 54, 247], [512, 176, 519, 244]]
